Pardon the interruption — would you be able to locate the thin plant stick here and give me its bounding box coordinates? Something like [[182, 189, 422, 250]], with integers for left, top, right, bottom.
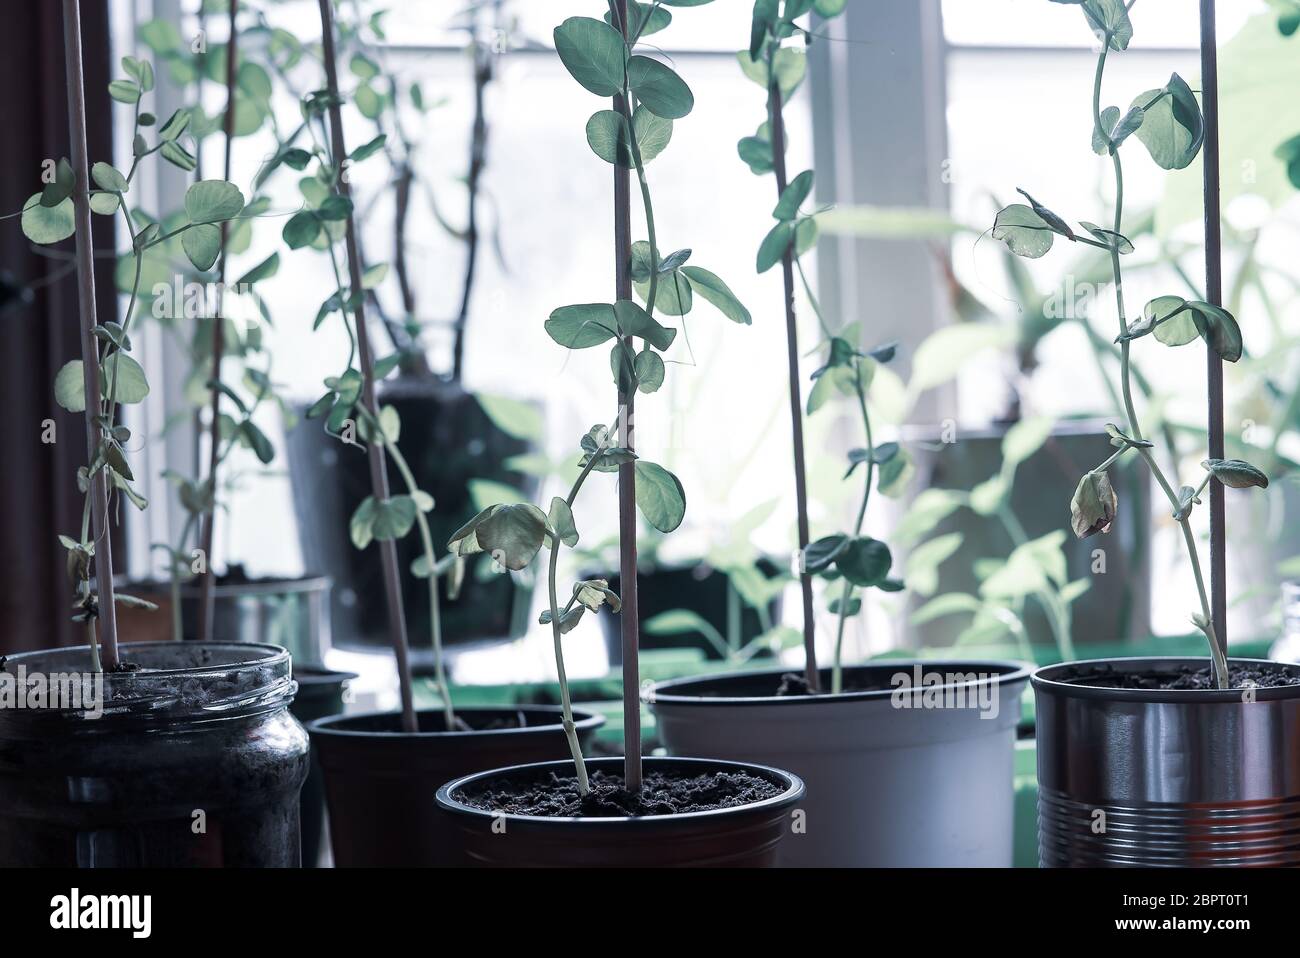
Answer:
[[1199, 0, 1228, 652], [611, 0, 641, 794], [62, 0, 119, 670], [318, 0, 417, 731], [768, 79, 818, 692], [196, 0, 240, 643]]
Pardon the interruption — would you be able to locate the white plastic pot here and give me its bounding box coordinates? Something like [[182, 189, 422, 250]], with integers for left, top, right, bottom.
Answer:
[[647, 661, 1030, 867]]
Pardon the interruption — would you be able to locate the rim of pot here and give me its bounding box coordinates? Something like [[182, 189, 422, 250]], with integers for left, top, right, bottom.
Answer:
[[308, 704, 606, 739], [178, 573, 333, 598], [1, 640, 290, 674], [645, 660, 1032, 707], [1033, 656, 1300, 704], [435, 756, 805, 824], [292, 666, 359, 686]]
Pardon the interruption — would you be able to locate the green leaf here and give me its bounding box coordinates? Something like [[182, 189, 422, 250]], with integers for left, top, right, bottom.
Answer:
[[241, 420, 274, 464], [182, 223, 221, 271], [681, 267, 751, 324], [546, 303, 618, 348], [354, 82, 383, 119], [757, 221, 794, 273], [991, 204, 1055, 259], [539, 605, 586, 634], [1132, 73, 1204, 171], [42, 159, 75, 210], [773, 170, 813, 221], [553, 16, 627, 97], [1078, 220, 1134, 253], [282, 211, 321, 249], [803, 534, 848, 573], [1130, 296, 1243, 361], [1071, 470, 1117, 538], [102, 353, 150, 404], [548, 496, 579, 547], [737, 48, 807, 99], [109, 79, 140, 104], [475, 502, 549, 570], [615, 299, 676, 351], [477, 393, 544, 441], [351, 134, 387, 163], [585, 110, 631, 165], [90, 193, 120, 215], [605, 2, 673, 37], [636, 267, 693, 316], [1059, 0, 1132, 50], [158, 108, 191, 141], [371, 496, 418, 541], [54, 361, 86, 412], [91, 162, 128, 193], [185, 180, 245, 224], [635, 349, 666, 393], [644, 608, 715, 637], [237, 252, 280, 286], [634, 461, 686, 532], [814, 0, 848, 16], [905, 532, 963, 597], [573, 578, 621, 613], [737, 134, 774, 174], [161, 140, 197, 172], [911, 592, 982, 626], [750, 0, 779, 59], [836, 537, 892, 587], [21, 193, 75, 244], [627, 56, 694, 119], [1002, 416, 1054, 467], [1202, 458, 1269, 490]]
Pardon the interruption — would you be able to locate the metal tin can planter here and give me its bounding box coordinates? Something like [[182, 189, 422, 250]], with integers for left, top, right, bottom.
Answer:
[[436, 757, 805, 867], [310, 706, 605, 866], [1033, 657, 1300, 867], [648, 661, 1031, 867], [0, 642, 310, 867]]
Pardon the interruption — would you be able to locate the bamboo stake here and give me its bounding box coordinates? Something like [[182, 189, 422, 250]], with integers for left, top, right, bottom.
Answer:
[[196, 0, 240, 643], [768, 81, 819, 691], [62, 0, 119, 670], [318, 0, 417, 732], [612, 0, 641, 793], [1199, 0, 1227, 654]]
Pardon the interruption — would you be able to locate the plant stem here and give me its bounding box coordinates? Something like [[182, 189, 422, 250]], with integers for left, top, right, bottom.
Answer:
[[62, 0, 119, 670], [1092, 38, 1226, 687], [319, 0, 418, 730], [832, 371, 873, 694], [381, 431, 455, 729], [197, 0, 241, 644], [768, 65, 819, 692]]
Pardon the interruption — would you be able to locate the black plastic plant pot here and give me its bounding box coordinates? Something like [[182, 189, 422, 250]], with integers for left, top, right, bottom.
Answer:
[[289, 665, 356, 868], [436, 757, 805, 867], [1033, 657, 1300, 866], [648, 662, 1030, 867], [0, 642, 310, 867], [310, 706, 604, 866], [285, 379, 538, 659], [600, 559, 784, 665], [115, 574, 332, 666]]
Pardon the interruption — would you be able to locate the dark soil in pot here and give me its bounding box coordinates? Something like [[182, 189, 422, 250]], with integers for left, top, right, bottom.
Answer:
[[309, 705, 604, 866], [0, 642, 310, 867], [457, 765, 784, 817], [1049, 660, 1300, 690], [437, 756, 805, 867], [286, 379, 538, 660]]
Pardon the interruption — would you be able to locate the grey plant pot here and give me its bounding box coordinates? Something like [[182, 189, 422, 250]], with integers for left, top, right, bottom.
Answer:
[[1034, 656, 1300, 866], [648, 661, 1030, 867]]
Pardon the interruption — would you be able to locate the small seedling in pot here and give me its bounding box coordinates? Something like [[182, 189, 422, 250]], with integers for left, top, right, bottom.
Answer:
[[991, 0, 1268, 688]]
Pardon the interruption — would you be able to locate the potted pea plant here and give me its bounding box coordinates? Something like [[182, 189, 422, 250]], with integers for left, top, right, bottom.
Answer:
[[434, 0, 806, 868], [647, 0, 1029, 868], [278, 0, 543, 661], [0, 6, 308, 867], [996, 0, 1300, 866], [295, 0, 606, 868]]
